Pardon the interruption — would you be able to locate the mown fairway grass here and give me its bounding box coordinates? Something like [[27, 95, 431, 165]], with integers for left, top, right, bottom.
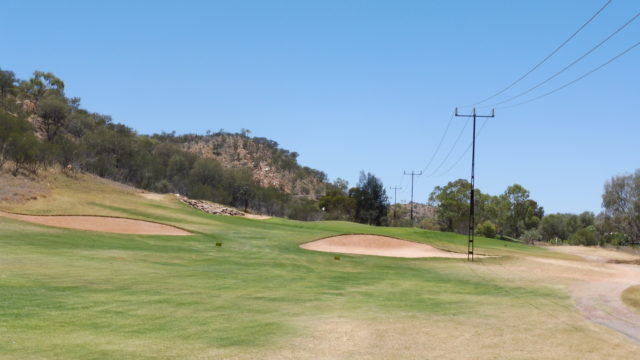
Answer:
[[1, 173, 638, 359]]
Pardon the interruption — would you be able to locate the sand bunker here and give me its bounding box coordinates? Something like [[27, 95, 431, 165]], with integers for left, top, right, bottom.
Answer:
[[300, 234, 469, 258], [0, 210, 191, 235]]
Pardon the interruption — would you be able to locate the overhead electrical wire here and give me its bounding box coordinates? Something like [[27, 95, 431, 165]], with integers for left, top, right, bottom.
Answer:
[[433, 34, 639, 175], [435, 117, 490, 178], [468, 0, 613, 107], [398, 1, 631, 190], [422, 116, 470, 178], [490, 10, 640, 108], [437, 40, 640, 181], [396, 111, 455, 194], [499, 39, 640, 109], [419, 111, 456, 174]]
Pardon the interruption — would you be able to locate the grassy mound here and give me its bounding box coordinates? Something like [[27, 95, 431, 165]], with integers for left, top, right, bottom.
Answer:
[[622, 285, 640, 313]]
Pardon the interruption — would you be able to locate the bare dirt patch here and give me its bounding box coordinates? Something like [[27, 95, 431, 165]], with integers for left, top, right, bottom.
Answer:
[[609, 259, 640, 265], [0, 210, 191, 235], [300, 234, 470, 259], [547, 246, 640, 343], [139, 192, 167, 201], [0, 172, 50, 204], [243, 213, 272, 220]]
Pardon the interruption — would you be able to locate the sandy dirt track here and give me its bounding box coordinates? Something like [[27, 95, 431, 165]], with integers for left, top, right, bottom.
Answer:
[[0, 210, 191, 235], [548, 246, 640, 343], [300, 234, 470, 258]]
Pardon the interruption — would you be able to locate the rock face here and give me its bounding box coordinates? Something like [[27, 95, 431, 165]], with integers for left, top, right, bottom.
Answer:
[[177, 195, 245, 216], [179, 133, 328, 199]]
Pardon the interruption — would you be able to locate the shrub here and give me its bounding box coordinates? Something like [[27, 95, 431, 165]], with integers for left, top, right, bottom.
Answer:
[[568, 226, 599, 246], [476, 220, 497, 238], [418, 218, 440, 231], [520, 228, 543, 244]]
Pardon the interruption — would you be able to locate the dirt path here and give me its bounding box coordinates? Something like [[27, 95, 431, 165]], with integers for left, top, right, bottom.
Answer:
[[549, 246, 640, 343], [300, 235, 473, 259], [0, 210, 192, 235]]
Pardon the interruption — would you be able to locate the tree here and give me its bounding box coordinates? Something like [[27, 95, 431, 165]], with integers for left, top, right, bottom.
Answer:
[[188, 158, 224, 200], [350, 171, 388, 226], [37, 95, 70, 141], [540, 214, 568, 241], [0, 111, 33, 168], [428, 179, 473, 233], [502, 184, 543, 238], [602, 170, 640, 244], [482, 193, 510, 235], [19, 71, 65, 105], [319, 179, 355, 220], [0, 111, 41, 174], [0, 68, 17, 103]]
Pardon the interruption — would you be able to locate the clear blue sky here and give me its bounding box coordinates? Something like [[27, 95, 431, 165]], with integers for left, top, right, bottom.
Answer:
[[3, 0, 638, 214]]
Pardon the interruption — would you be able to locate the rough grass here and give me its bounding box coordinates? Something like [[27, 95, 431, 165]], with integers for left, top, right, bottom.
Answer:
[[0, 173, 638, 359], [622, 285, 640, 313]]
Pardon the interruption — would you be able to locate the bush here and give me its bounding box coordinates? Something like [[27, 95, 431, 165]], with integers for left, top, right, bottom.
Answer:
[[418, 218, 440, 231], [286, 198, 322, 221], [520, 228, 543, 244], [568, 226, 599, 246], [154, 179, 173, 193], [476, 220, 497, 238]]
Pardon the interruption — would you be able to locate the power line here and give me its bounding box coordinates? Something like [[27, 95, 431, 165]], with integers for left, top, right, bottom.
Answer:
[[436, 117, 490, 177], [438, 43, 640, 175], [419, 111, 456, 174], [491, 10, 640, 108], [469, 0, 613, 107], [423, 117, 470, 178], [398, 112, 457, 198], [499, 39, 640, 109]]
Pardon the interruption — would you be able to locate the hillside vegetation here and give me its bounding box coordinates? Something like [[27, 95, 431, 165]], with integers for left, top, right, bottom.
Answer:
[[0, 69, 329, 219]]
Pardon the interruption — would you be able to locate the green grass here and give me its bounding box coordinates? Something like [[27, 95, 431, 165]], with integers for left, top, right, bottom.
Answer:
[[0, 173, 635, 359]]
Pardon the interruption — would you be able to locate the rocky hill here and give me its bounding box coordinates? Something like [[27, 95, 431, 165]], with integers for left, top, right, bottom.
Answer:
[[158, 131, 329, 199]]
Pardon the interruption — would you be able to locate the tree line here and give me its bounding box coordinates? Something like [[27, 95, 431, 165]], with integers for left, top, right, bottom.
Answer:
[[427, 175, 639, 246]]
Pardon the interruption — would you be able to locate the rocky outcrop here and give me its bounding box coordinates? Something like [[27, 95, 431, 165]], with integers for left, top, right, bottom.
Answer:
[[177, 195, 245, 216]]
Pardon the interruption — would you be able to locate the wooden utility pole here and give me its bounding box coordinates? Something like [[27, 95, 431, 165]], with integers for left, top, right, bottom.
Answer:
[[403, 171, 422, 222], [454, 107, 495, 261], [390, 186, 402, 220]]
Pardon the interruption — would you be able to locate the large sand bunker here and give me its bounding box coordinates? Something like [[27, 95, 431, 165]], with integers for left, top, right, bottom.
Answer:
[[300, 234, 469, 258], [0, 210, 191, 235]]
